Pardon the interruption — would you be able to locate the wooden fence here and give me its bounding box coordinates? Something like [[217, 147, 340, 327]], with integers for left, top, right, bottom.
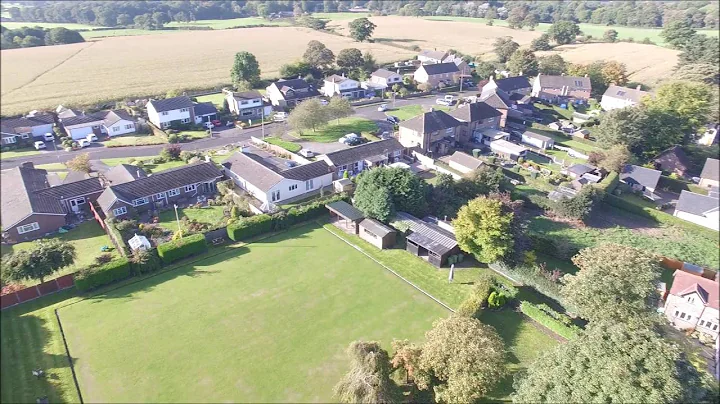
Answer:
[[1, 274, 75, 310]]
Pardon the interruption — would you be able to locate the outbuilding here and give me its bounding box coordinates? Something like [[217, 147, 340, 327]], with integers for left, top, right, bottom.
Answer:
[[489, 139, 527, 161], [359, 218, 396, 249], [521, 130, 554, 150], [326, 200, 364, 234], [392, 212, 460, 268]]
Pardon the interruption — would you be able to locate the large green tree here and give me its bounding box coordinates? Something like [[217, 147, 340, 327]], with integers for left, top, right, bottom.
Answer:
[[390, 339, 422, 385], [538, 55, 566, 75], [325, 96, 354, 124], [334, 341, 400, 403], [302, 40, 335, 70], [660, 20, 697, 49], [44, 27, 85, 45], [336, 48, 364, 73], [354, 167, 428, 217], [603, 29, 618, 42], [564, 244, 662, 323], [530, 33, 552, 51], [2, 239, 76, 284], [643, 80, 713, 134], [594, 106, 682, 159], [492, 37, 519, 63], [230, 51, 260, 87], [507, 48, 538, 76], [416, 316, 506, 403], [547, 21, 581, 45], [354, 182, 394, 222], [453, 196, 514, 263], [551, 186, 601, 222], [287, 99, 329, 133], [513, 321, 714, 403], [348, 17, 376, 42], [474, 60, 497, 79]]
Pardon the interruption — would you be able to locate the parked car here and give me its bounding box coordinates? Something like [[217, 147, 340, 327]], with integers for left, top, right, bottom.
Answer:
[[299, 149, 314, 158], [86, 133, 98, 142], [211, 119, 222, 127], [386, 115, 400, 124], [339, 133, 361, 144], [436, 98, 452, 106], [345, 137, 367, 146], [380, 131, 392, 140], [34, 141, 46, 150], [43, 133, 55, 142], [204, 121, 214, 129], [274, 112, 288, 122], [226, 121, 235, 127], [78, 139, 91, 148], [320, 99, 329, 106], [377, 104, 388, 112]]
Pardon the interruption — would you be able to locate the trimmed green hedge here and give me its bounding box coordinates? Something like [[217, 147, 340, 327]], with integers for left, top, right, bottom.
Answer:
[[658, 175, 708, 195], [75, 257, 132, 292], [157, 233, 208, 264], [520, 301, 580, 340], [593, 171, 619, 194], [104, 218, 130, 256], [227, 214, 273, 242]]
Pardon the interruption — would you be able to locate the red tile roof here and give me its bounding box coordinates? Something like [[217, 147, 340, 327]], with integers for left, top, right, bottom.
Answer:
[[670, 271, 719, 310]]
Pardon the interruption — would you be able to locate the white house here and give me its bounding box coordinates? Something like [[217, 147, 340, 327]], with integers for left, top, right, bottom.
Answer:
[[59, 115, 104, 140], [0, 113, 55, 140], [222, 145, 333, 211], [146, 96, 195, 129], [369, 68, 403, 89], [94, 110, 136, 137], [321, 75, 366, 99], [417, 49, 448, 64], [318, 138, 405, 178], [224, 90, 265, 120], [265, 78, 320, 108], [664, 270, 719, 340], [619, 164, 661, 198], [600, 85, 650, 111], [520, 130, 554, 150], [673, 190, 719, 231]]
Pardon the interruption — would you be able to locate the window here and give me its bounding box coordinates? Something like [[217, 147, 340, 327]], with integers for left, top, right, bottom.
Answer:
[[616, 90, 626, 96], [125, 124, 133, 130], [680, 312, 687, 319], [17, 222, 40, 234], [167, 188, 180, 197], [445, 128, 454, 134], [271, 190, 280, 202], [240, 100, 249, 105], [113, 126, 120, 132], [155, 192, 166, 200], [184, 184, 197, 192], [113, 206, 127, 216], [675, 310, 680, 317], [700, 320, 706, 326], [305, 179, 314, 190], [162, 111, 169, 116], [714, 324, 718, 331], [688, 296, 695, 303], [363, 228, 378, 239], [289, 184, 298, 191], [21, 133, 29, 139], [3, 137, 16, 144], [161, 122, 170, 129], [180, 108, 189, 113], [241, 110, 254, 116], [341, 165, 348, 171], [132, 197, 149, 206], [181, 118, 190, 124], [353, 162, 359, 171], [687, 315, 692, 321]]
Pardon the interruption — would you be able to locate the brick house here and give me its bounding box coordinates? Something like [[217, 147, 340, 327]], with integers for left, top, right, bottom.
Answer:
[[398, 109, 463, 156], [447, 101, 503, 145], [532, 74, 592, 104], [413, 62, 460, 88]]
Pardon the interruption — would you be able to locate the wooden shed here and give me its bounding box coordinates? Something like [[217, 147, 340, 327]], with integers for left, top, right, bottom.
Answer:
[[326, 200, 364, 234], [359, 218, 396, 249], [392, 212, 460, 268]]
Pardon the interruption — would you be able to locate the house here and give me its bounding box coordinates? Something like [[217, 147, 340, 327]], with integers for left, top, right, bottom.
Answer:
[[446, 151, 483, 174], [97, 162, 222, 219], [413, 62, 459, 88], [391, 211, 460, 268], [417, 49, 448, 64], [193, 102, 218, 124], [398, 109, 463, 156], [699, 158, 719, 189], [319, 139, 404, 178], [0, 163, 104, 243], [265, 78, 320, 108], [620, 165, 661, 198], [224, 90, 266, 120], [94, 110, 136, 137], [222, 146, 333, 211], [566, 163, 596, 179], [326, 200, 365, 234], [146, 96, 195, 129], [0, 112, 55, 143], [664, 271, 719, 339], [654, 146, 691, 177], [600, 84, 650, 111], [489, 139, 527, 161], [103, 164, 148, 185], [481, 75, 532, 96], [447, 101, 502, 144], [321, 74, 365, 99], [359, 218, 396, 249], [442, 54, 471, 77], [532, 74, 592, 103], [479, 87, 533, 125], [521, 130, 554, 150], [673, 190, 719, 231], [59, 115, 105, 140], [369, 68, 403, 89]]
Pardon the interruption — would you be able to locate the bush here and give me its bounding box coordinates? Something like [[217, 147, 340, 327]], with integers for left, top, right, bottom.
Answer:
[[94, 253, 113, 266], [520, 301, 581, 340], [456, 273, 495, 318], [487, 291, 507, 308], [157, 233, 208, 264], [160, 144, 182, 160], [74, 258, 131, 292], [129, 249, 163, 275], [489, 262, 568, 309], [593, 171, 619, 194], [227, 214, 273, 241]]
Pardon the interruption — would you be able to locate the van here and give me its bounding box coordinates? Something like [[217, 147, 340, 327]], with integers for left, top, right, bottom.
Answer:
[[43, 133, 54, 142], [86, 133, 98, 142], [78, 139, 91, 148]]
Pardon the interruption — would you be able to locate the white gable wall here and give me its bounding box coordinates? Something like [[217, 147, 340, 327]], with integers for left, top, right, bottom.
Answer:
[[266, 173, 333, 204], [30, 123, 54, 138], [673, 209, 720, 231], [147, 102, 191, 128], [105, 119, 136, 137]]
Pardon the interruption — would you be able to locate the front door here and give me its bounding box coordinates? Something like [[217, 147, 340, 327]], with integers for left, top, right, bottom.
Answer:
[[69, 198, 84, 212]]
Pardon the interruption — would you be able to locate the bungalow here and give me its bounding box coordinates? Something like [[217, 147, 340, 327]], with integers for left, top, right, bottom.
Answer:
[[391, 211, 460, 268], [620, 164, 661, 198], [265, 78, 320, 108], [489, 139, 527, 161], [600, 84, 650, 111], [446, 151, 483, 174], [398, 109, 463, 156], [482, 75, 532, 96], [193, 102, 218, 124], [222, 145, 333, 212], [146, 96, 195, 129], [0, 112, 55, 142], [565, 164, 604, 185], [321, 75, 366, 99], [417, 49, 448, 64], [413, 62, 459, 88], [224, 90, 266, 120], [369, 68, 403, 89], [521, 130, 554, 150], [447, 101, 502, 144], [94, 109, 136, 137], [318, 138, 405, 178], [673, 190, 719, 231], [97, 162, 223, 219], [664, 271, 719, 339], [59, 115, 105, 140], [532, 74, 592, 104], [699, 158, 719, 189]]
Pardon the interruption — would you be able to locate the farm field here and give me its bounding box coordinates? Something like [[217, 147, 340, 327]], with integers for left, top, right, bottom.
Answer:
[[58, 225, 449, 402], [80, 28, 172, 39], [0, 27, 413, 116], [0, 21, 104, 30], [165, 17, 291, 29]]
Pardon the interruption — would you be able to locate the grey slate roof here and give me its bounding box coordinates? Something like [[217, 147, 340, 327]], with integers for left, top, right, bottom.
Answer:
[[400, 110, 462, 134], [35, 178, 104, 199], [522, 131, 553, 143], [418, 49, 448, 60], [567, 163, 595, 176], [1, 115, 53, 134], [230, 90, 262, 100], [494, 76, 531, 92], [371, 68, 399, 79], [321, 139, 404, 167], [700, 158, 719, 181], [480, 89, 512, 109], [60, 115, 104, 127], [193, 102, 218, 116], [223, 149, 331, 192], [537, 74, 591, 90], [620, 164, 661, 190], [148, 96, 194, 113], [359, 218, 395, 237], [1, 166, 65, 229], [676, 190, 719, 216], [103, 164, 147, 185], [97, 187, 124, 212], [270, 79, 320, 100], [281, 160, 332, 181], [326, 201, 365, 222], [393, 212, 457, 255], [447, 151, 483, 171], [603, 85, 650, 103], [93, 110, 134, 127], [447, 101, 502, 123], [106, 162, 222, 201], [419, 62, 459, 76]]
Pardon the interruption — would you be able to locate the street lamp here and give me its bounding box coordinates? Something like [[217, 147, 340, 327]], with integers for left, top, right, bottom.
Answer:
[[173, 204, 182, 236]]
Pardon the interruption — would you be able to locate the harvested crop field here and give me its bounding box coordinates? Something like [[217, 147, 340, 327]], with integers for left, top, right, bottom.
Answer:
[[537, 42, 680, 86], [0, 26, 413, 116]]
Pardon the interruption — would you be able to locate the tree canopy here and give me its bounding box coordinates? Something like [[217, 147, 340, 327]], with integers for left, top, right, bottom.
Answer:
[[333, 341, 400, 403], [507, 49, 538, 76], [538, 55, 566, 75], [643, 80, 713, 134], [492, 37, 519, 63], [594, 106, 682, 160], [66, 152, 91, 173], [530, 33, 552, 51], [354, 181, 394, 222], [287, 99, 329, 133], [354, 167, 428, 218], [551, 186, 602, 222], [661, 20, 697, 49], [453, 196, 514, 263], [230, 51, 260, 87], [2, 239, 76, 284], [547, 21, 581, 45], [303, 40, 335, 70], [348, 17, 376, 42], [336, 48, 364, 73]]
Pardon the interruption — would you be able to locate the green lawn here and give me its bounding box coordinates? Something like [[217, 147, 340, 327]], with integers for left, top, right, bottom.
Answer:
[[34, 162, 66, 171], [529, 123, 600, 154], [297, 116, 378, 143], [101, 156, 188, 173], [179, 130, 209, 140], [157, 206, 226, 232], [195, 92, 225, 107], [104, 134, 167, 147], [0, 148, 41, 160], [0, 221, 116, 287], [165, 17, 291, 29], [265, 136, 301, 153], [0, 21, 103, 30], [58, 225, 448, 402], [391, 104, 450, 121]]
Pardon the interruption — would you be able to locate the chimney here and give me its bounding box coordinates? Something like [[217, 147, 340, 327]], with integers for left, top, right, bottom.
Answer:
[[137, 169, 141, 178], [518, 70, 523, 76], [636, 85, 642, 90], [584, 74, 588, 78], [561, 72, 565, 76], [298, 75, 302, 79]]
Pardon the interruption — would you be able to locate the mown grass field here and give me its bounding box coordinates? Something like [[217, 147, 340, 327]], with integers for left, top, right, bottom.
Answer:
[[101, 155, 187, 173], [58, 225, 449, 402], [296, 116, 378, 142], [165, 17, 291, 29], [157, 206, 226, 232], [0, 21, 104, 30], [391, 104, 451, 121], [103, 133, 167, 147]]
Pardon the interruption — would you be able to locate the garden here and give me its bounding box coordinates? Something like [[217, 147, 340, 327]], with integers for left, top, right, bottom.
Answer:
[[296, 116, 378, 143]]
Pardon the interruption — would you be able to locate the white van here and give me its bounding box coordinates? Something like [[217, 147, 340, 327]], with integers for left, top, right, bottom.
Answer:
[[274, 112, 289, 122], [78, 139, 91, 148], [86, 133, 98, 142], [43, 133, 54, 142]]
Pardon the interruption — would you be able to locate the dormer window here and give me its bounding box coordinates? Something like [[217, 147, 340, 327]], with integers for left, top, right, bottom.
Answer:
[[687, 296, 695, 303]]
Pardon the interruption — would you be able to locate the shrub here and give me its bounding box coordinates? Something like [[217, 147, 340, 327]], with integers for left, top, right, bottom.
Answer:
[[129, 249, 162, 275], [94, 253, 113, 266], [456, 273, 495, 318], [487, 291, 507, 308], [152, 156, 166, 164], [489, 262, 567, 309], [157, 233, 207, 264], [74, 258, 131, 292], [520, 301, 580, 340], [160, 144, 182, 160], [593, 171, 619, 194], [227, 214, 273, 241]]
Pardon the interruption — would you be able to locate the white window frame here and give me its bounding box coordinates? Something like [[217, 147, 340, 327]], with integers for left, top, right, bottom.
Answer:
[[184, 184, 197, 192], [125, 124, 133, 130], [3, 137, 17, 144], [132, 197, 149, 206], [167, 188, 180, 197], [113, 206, 127, 216], [241, 110, 254, 117], [289, 184, 297, 191], [17, 222, 40, 234], [180, 108, 189, 113], [113, 126, 120, 132], [305, 179, 314, 190], [155, 192, 166, 200], [181, 118, 191, 124], [161, 111, 169, 116], [20, 133, 29, 139]]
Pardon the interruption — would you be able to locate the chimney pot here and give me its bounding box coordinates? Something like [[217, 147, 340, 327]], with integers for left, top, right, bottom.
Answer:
[[137, 169, 141, 178]]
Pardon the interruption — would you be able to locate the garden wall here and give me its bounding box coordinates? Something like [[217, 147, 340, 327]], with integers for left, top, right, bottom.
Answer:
[[0, 274, 75, 310]]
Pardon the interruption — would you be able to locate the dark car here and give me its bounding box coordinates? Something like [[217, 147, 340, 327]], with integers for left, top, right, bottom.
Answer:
[[211, 119, 222, 127], [386, 115, 400, 124], [346, 137, 368, 146]]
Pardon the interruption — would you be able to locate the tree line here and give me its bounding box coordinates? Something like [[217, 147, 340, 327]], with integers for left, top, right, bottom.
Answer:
[[0, 25, 84, 49]]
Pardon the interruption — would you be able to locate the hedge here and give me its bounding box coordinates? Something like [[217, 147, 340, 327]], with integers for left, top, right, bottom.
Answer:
[[520, 301, 580, 340], [489, 262, 568, 310], [157, 233, 208, 264], [227, 214, 273, 242], [104, 218, 130, 256], [74, 257, 132, 292], [592, 170, 619, 194]]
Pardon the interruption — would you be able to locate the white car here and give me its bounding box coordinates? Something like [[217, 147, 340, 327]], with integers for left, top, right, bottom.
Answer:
[[299, 149, 314, 158], [43, 133, 55, 142], [274, 112, 288, 122], [34, 141, 46, 150], [86, 133, 98, 142], [436, 98, 452, 106], [320, 99, 329, 106], [78, 139, 91, 148], [377, 104, 388, 112], [204, 121, 214, 129]]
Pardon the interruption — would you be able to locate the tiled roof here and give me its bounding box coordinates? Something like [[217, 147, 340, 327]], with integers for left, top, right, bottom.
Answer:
[[480, 89, 511, 109], [447, 151, 483, 171], [0, 166, 65, 229], [400, 110, 462, 134], [103, 164, 147, 185], [321, 139, 404, 167], [92, 109, 134, 127], [522, 130, 553, 143], [148, 96, 194, 113], [193, 102, 218, 116], [393, 212, 457, 255], [280, 160, 332, 181], [670, 271, 719, 310], [537, 74, 591, 91], [447, 102, 501, 122], [371, 68, 399, 79], [620, 164, 661, 190], [700, 158, 719, 181], [1, 115, 53, 134], [230, 90, 262, 100], [603, 85, 650, 103], [419, 62, 459, 76], [60, 115, 104, 128], [418, 49, 448, 60], [35, 178, 104, 199], [223, 148, 331, 192], [675, 190, 719, 216], [107, 162, 222, 201], [654, 146, 691, 175], [494, 76, 531, 92]]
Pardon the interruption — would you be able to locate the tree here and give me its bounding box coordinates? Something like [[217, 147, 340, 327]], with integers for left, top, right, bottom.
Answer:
[[66, 152, 91, 173], [661, 20, 696, 49], [333, 341, 400, 403], [603, 29, 618, 42], [44, 27, 84, 45], [644, 80, 713, 134], [336, 48, 364, 73], [151, 11, 169, 27], [513, 321, 714, 403], [279, 60, 313, 79], [326, 97, 353, 124], [416, 316, 506, 403], [348, 17, 376, 42], [230, 51, 260, 86], [116, 13, 133, 26], [600, 61, 628, 86], [287, 99, 329, 133], [530, 33, 552, 51], [297, 15, 327, 30], [674, 63, 719, 85], [564, 244, 661, 322], [551, 186, 601, 222], [595, 106, 682, 159], [362, 51, 378, 74], [2, 239, 76, 284], [538, 55, 566, 75], [303, 40, 335, 70], [474, 60, 496, 79], [20, 35, 43, 47], [679, 35, 719, 66], [391, 339, 422, 385], [355, 182, 394, 222], [523, 13, 539, 30], [160, 144, 182, 161], [493, 37, 519, 63], [507, 49, 538, 76], [507, 5, 528, 29], [547, 21, 581, 45], [453, 196, 514, 263], [354, 167, 428, 217], [595, 144, 631, 173]]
